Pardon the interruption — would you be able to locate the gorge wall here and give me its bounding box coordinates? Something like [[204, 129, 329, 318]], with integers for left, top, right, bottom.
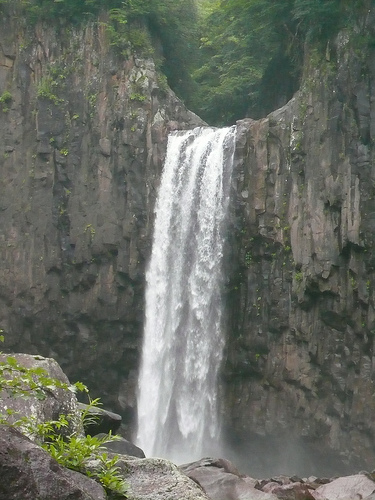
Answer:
[[225, 8, 375, 475], [1, 2, 375, 476], [0, 5, 203, 432]]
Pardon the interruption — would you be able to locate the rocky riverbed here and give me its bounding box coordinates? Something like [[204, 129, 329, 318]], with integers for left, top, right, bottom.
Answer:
[[0, 353, 374, 500]]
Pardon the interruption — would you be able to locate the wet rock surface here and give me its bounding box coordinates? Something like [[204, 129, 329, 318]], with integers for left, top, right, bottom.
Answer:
[[224, 7, 375, 473], [94, 432, 145, 458], [0, 4, 203, 437], [78, 403, 122, 435]]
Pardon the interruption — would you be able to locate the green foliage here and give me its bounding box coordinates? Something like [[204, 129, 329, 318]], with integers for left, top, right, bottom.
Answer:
[[8, 403, 128, 496], [189, 0, 298, 125], [12, 0, 102, 23], [37, 76, 64, 104], [0, 354, 84, 400], [2, 0, 371, 126], [147, 0, 199, 103], [105, 6, 153, 56], [0, 91, 12, 103], [189, 0, 371, 125], [295, 271, 303, 283], [106, 7, 129, 52], [0, 339, 128, 497], [91, 453, 128, 495], [0, 90, 12, 112], [106, 0, 199, 97], [129, 92, 146, 102], [293, 0, 341, 41]]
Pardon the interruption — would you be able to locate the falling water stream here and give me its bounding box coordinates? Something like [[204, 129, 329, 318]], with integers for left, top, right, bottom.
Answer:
[[136, 126, 236, 464]]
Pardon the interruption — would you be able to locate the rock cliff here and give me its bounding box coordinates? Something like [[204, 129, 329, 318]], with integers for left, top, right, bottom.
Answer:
[[0, 4, 202, 433], [225, 8, 375, 475], [2, 1, 375, 476]]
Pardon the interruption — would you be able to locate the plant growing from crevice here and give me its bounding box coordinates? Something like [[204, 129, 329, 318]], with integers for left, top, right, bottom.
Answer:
[[295, 271, 303, 283], [0, 90, 12, 112], [37, 76, 64, 105]]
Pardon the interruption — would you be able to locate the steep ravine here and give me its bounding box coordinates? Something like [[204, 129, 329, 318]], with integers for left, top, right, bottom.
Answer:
[[224, 11, 375, 475], [2, 3, 375, 477]]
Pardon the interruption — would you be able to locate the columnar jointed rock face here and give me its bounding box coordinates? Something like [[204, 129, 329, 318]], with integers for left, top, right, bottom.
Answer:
[[0, 4, 203, 432], [225, 9, 375, 475], [2, 1, 375, 474]]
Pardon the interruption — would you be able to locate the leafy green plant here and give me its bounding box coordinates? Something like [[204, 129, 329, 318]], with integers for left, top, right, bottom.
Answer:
[[129, 92, 146, 102], [245, 250, 252, 267], [0, 354, 84, 400], [0, 90, 12, 112], [12, 409, 128, 496], [0, 334, 128, 497], [37, 76, 64, 105], [295, 271, 303, 283], [84, 224, 96, 242], [87, 453, 128, 496]]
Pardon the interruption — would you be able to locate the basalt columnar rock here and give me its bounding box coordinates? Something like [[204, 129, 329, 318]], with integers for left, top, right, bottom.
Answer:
[[2, 0, 375, 476], [224, 8, 375, 475], [0, 3, 203, 435]]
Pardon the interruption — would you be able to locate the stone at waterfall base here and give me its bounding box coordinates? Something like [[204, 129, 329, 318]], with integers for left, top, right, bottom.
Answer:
[[181, 458, 279, 500], [180, 458, 375, 500], [109, 455, 211, 500], [95, 432, 145, 458], [0, 425, 106, 500]]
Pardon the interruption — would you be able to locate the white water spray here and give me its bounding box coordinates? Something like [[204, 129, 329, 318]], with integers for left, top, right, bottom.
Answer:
[[136, 126, 236, 463]]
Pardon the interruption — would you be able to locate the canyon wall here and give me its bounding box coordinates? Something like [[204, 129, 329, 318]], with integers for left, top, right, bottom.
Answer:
[[0, 5, 202, 432], [225, 9, 375, 475], [2, 2, 375, 476]]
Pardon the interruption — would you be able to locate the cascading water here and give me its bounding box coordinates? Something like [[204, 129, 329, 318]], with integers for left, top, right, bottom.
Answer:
[[136, 126, 236, 464]]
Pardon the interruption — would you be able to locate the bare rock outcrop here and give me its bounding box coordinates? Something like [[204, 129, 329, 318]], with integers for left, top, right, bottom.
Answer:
[[181, 458, 278, 500], [0, 425, 107, 500], [112, 456, 211, 500]]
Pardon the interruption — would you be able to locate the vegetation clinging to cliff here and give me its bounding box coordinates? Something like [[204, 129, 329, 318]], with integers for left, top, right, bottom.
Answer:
[[189, 0, 373, 125], [1, 0, 373, 125], [0, 0, 198, 108]]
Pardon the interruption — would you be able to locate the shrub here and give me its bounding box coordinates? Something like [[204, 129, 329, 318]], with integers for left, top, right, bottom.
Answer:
[[0, 333, 128, 497]]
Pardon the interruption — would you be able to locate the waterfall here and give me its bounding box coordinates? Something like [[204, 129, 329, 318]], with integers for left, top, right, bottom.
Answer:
[[136, 126, 236, 464]]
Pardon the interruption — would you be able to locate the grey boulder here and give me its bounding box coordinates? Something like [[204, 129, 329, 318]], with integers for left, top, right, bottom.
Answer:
[[0, 424, 106, 500], [0, 353, 83, 439], [94, 432, 145, 458], [181, 458, 278, 500]]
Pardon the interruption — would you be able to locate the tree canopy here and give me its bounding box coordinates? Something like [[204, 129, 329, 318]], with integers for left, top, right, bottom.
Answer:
[[187, 0, 372, 125], [1, 0, 372, 125]]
